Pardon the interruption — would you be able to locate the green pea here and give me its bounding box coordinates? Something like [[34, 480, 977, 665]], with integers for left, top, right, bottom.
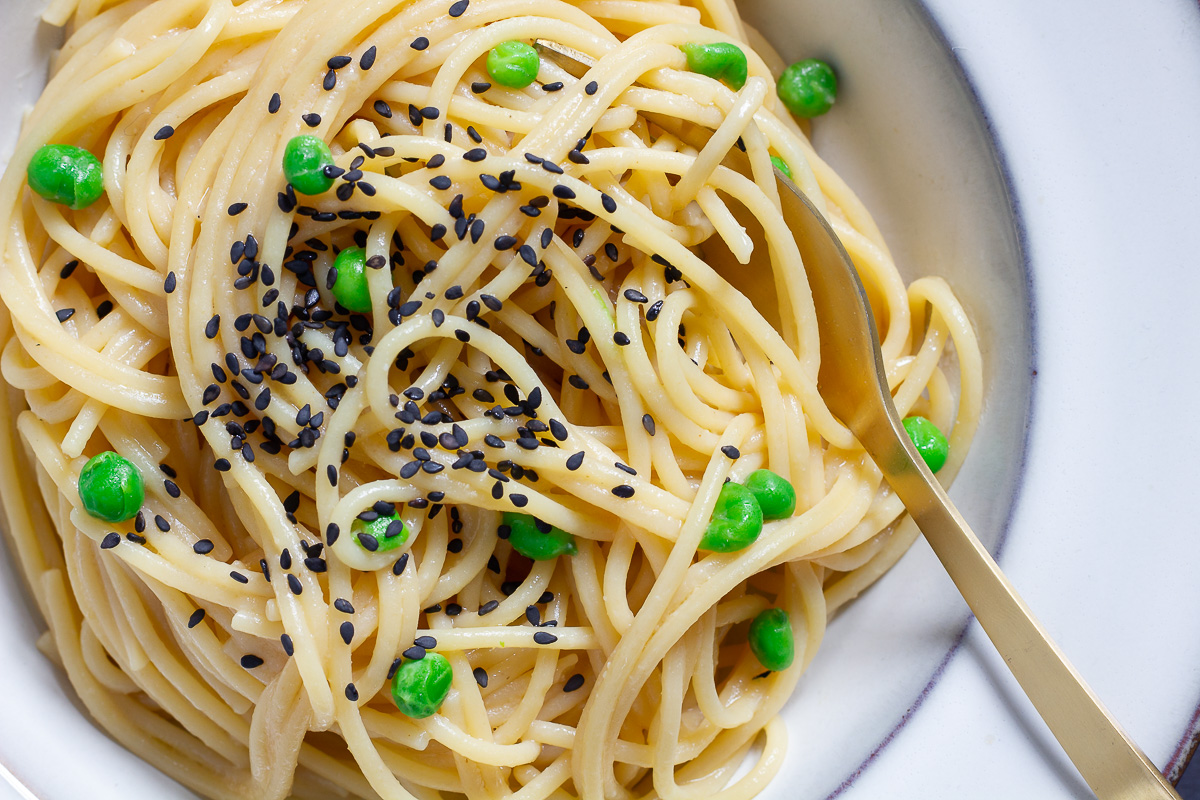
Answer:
[[680, 42, 748, 91], [902, 416, 949, 473], [391, 652, 453, 718], [503, 511, 576, 560], [486, 41, 540, 89], [778, 58, 837, 118], [769, 155, 792, 179], [698, 481, 762, 553], [330, 246, 373, 313], [78, 451, 144, 523], [352, 510, 408, 552], [743, 469, 796, 520], [283, 135, 335, 195], [27, 144, 104, 209], [748, 607, 794, 671]]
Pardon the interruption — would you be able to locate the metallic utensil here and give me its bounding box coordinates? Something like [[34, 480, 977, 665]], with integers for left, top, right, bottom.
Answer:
[[534, 37, 1181, 798], [776, 173, 1180, 800]]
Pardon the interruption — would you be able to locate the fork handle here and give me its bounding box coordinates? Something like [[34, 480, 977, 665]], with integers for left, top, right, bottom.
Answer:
[[860, 416, 1180, 800]]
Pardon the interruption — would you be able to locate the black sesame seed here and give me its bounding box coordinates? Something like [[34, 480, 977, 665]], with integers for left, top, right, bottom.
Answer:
[[565, 451, 585, 470], [153, 125, 174, 140], [302, 113, 321, 127], [328, 55, 352, 69], [479, 600, 499, 615], [721, 445, 741, 459], [214, 458, 231, 471], [613, 331, 630, 346], [467, 125, 482, 143], [335, 598, 354, 614], [533, 631, 558, 645], [585, 81, 598, 95], [553, 185, 575, 200], [624, 289, 648, 303], [345, 683, 359, 701], [393, 553, 410, 575], [612, 484, 634, 498], [473, 667, 488, 687], [323, 69, 337, 90], [288, 574, 303, 594], [374, 99, 393, 118], [402, 645, 426, 660], [340, 621, 355, 644], [360, 46, 377, 70], [430, 175, 452, 190], [601, 194, 617, 213], [193, 539, 214, 555], [471, 81, 491, 93], [494, 234, 517, 250], [241, 655, 263, 669], [642, 414, 656, 435], [448, 0, 468, 15], [564, 673, 585, 692], [411, 36, 429, 50], [230, 570, 249, 584], [188, 608, 205, 628], [55, 308, 75, 322], [100, 531, 120, 549], [268, 93, 281, 113], [646, 299, 663, 321], [542, 81, 563, 92], [281, 634, 294, 656]]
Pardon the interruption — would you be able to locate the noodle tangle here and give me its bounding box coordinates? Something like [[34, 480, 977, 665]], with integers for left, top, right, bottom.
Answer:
[[0, 0, 982, 798]]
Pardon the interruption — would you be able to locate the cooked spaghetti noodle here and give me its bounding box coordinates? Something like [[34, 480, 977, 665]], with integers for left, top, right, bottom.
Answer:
[[0, 0, 982, 798]]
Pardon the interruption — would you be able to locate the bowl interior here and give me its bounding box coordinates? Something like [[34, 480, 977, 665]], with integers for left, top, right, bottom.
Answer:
[[0, 0, 1031, 797]]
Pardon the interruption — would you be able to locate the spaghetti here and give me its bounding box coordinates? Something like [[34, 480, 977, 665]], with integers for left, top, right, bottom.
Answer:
[[0, 0, 983, 798]]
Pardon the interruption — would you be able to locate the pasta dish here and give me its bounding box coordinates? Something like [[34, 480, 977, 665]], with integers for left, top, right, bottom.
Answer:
[[0, 0, 982, 797]]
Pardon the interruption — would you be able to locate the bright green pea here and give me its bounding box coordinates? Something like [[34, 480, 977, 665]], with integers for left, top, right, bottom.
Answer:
[[698, 481, 763, 553], [330, 246, 373, 313], [352, 510, 408, 553], [744, 469, 796, 520], [903, 416, 949, 473], [283, 134, 335, 195], [769, 155, 792, 179], [27, 144, 104, 209], [748, 608, 794, 671], [778, 58, 837, 118], [391, 652, 453, 718], [486, 41, 540, 89], [503, 511, 576, 560], [78, 451, 144, 523], [680, 42, 748, 90]]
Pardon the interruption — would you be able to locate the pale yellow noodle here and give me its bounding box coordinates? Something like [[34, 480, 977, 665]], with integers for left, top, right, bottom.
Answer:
[[0, 0, 983, 798]]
